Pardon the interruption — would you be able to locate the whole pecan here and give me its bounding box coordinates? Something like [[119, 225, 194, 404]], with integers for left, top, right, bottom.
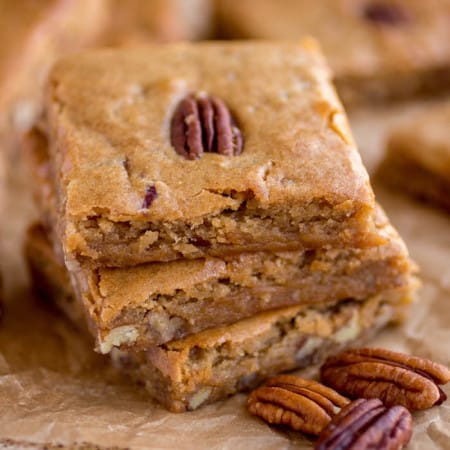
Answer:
[[315, 398, 412, 450], [170, 94, 243, 160], [321, 347, 450, 411], [247, 375, 349, 435]]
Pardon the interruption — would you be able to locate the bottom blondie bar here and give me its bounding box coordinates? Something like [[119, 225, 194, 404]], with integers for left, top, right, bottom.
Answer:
[[26, 225, 415, 412], [378, 103, 450, 212]]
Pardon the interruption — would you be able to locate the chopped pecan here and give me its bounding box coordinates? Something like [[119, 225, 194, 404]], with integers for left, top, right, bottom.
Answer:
[[321, 347, 450, 411], [142, 185, 158, 208], [170, 94, 243, 160], [363, 3, 410, 25], [315, 398, 412, 450], [247, 375, 349, 435]]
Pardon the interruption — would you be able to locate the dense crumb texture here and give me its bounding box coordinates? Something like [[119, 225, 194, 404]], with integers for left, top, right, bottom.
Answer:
[[41, 40, 379, 266], [26, 221, 414, 352], [0, 0, 108, 153], [25, 235, 414, 413], [216, 0, 450, 104], [113, 290, 411, 412], [378, 103, 450, 211]]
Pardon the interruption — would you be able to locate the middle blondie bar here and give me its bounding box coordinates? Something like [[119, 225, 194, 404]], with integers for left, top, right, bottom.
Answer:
[[38, 39, 382, 267], [26, 219, 413, 353]]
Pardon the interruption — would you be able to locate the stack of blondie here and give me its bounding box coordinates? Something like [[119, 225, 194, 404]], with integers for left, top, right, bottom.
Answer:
[[25, 40, 416, 412]]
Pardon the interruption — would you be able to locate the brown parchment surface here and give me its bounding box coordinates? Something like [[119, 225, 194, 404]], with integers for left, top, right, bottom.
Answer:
[[0, 101, 449, 449]]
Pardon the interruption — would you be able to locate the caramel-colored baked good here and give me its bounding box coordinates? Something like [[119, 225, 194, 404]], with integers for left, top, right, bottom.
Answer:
[[25, 220, 414, 353], [26, 228, 415, 412], [103, 0, 212, 45], [216, 0, 450, 104], [0, 0, 108, 158], [36, 40, 383, 268], [378, 102, 450, 211]]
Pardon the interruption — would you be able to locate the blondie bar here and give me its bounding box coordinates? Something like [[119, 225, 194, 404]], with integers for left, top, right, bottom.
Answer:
[[378, 103, 450, 211], [34, 40, 382, 267], [26, 239, 414, 412], [0, 0, 108, 158], [216, 0, 450, 104], [26, 220, 414, 352]]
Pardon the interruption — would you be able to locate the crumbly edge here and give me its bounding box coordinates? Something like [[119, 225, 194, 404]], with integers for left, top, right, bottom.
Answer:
[[111, 289, 411, 412], [376, 149, 450, 212], [26, 223, 412, 351], [72, 196, 378, 266]]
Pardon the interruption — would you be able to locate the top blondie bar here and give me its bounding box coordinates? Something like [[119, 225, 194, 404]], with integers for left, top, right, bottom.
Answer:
[[41, 40, 382, 267]]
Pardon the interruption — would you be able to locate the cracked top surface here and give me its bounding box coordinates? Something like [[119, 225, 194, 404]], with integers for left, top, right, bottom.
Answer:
[[46, 40, 374, 223], [216, 0, 450, 80]]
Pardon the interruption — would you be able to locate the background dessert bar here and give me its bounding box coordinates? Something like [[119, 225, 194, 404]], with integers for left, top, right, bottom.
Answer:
[[377, 102, 450, 211], [0, 0, 108, 160], [216, 0, 450, 104]]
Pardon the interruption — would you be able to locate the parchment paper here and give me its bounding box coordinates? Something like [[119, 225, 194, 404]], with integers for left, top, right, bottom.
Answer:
[[0, 100, 449, 449]]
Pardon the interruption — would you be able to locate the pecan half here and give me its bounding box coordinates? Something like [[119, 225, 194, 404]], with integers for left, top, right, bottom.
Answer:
[[170, 94, 243, 160], [315, 398, 412, 450], [321, 347, 450, 411], [247, 375, 350, 435]]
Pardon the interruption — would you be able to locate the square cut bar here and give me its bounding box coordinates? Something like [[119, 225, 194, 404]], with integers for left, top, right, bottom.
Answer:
[[216, 0, 450, 104], [26, 220, 414, 353], [377, 102, 450, 212], [39, 39, 383, 267], [26, 239, 414, 412], [0, 0, 108, 158]]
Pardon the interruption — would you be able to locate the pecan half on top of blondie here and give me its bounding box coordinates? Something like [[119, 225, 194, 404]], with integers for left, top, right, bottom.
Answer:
[[37, 39, 383, 267], [216, 0, 450, 104], [378, 102, 450, 211]]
